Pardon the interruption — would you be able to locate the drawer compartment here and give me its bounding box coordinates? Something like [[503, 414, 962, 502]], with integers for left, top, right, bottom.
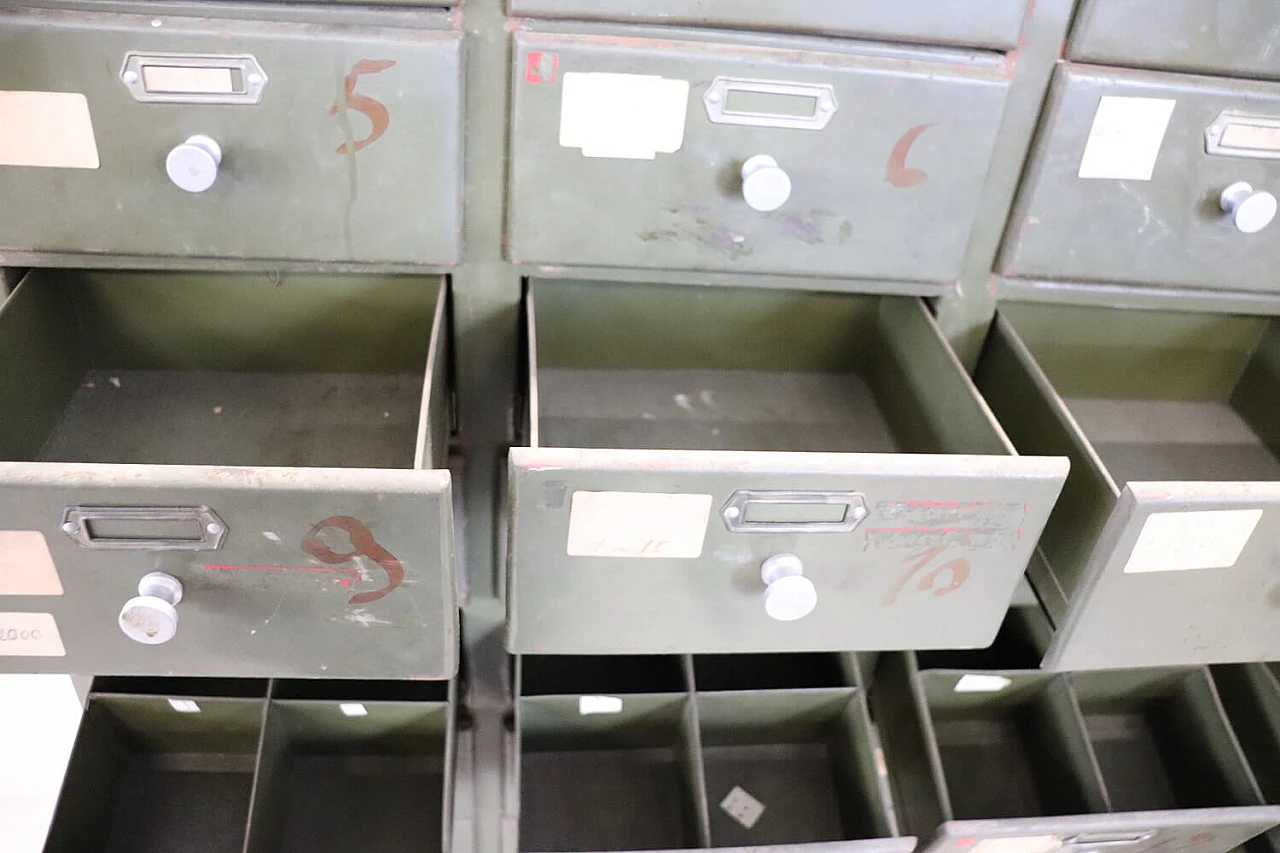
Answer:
[[506, 0, 1028, 50], [508, 30, 1011, 282], [512, 653, 913, 853], [46, 677, 459, 853], [1002, 65, 1280, 294], [975, 304, 1280, 669], [1072, 1, 1280, 79], [1213, 663, 1280, 806], [0, 270, 455, 679], [44, 681, 266, 853], [0, 8, 461, 265], [508, 280, 1068, 655], [870, 655, 1280, 853], [248, 681, 454, 853]]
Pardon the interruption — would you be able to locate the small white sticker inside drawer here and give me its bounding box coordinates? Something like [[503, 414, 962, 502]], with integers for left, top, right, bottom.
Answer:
[[578, 695, 623, 715], [1123, 508, 1263, 573], [567, 491, 712, 559], [954, 674, 1012, 693]]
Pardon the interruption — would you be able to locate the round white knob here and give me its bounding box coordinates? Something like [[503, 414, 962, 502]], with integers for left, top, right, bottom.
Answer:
[[166, 135, 222, 193], [118, 572, 183, 645], [761, 553, 817, 622], [741, 154, 792, 213], [1220, 181, 1277, 234]]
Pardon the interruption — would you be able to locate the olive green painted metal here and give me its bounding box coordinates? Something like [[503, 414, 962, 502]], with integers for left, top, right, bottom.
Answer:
[[0, 7, 462, 265], [507, 29, 1013, 282], [511, 652, 916, 853], [507, 280, 1068, 655], [871, 654, 1280, 853], [1071, 1, 1280, 80], [975, 304, 1280, 670], [506, 0, 1029, 50], [1213, 663, 1280, 853], [0, 270, 456, 679], [1001, 65, 1280, 294], [45, 676, 458, 853]]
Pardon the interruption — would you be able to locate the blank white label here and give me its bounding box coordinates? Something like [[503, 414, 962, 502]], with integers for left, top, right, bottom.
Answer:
[[970, 837, 1062, 853], [0, 91, 99, 169], [560, 72, 690, 159], [0, 613, 66, 657], [1078, 96, 1176, 181], [567, 491, 712, 559], [1124, 509, 1263, 573], [0, 532, 63, 596], [168, 699, 202, 714], [578, 695, 623, 715], [720, 785, 766, 829], [143, 65, 235, 95], [954, 674, 1012, 693]]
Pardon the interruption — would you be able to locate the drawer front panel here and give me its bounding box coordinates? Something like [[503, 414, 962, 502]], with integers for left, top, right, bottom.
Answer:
[[508, 31, 1011, 281], [0, 466, 456, 678], [507, 0, 1029, 50], [0, 10, 462, 264], [1073, 0, 1280, 79], [508, 448, 1066, 655], [1044, 483, 1280, 672], [1003, 65, 1280, 293]]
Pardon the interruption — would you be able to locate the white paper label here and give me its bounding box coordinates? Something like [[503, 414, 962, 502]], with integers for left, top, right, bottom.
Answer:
[[970, 837, 1061, 853], [143, 65, 236, 95], [720, 785, 766, 829], [0, 91, 99, 169], [578, 695, 624, 715], [0, 613, 66, 657], [567, 491, 712, 559], [560, 72, 690, 159], [954, 674, 1012, 693], [168, 699, 202, 714], [1124, 509, 1263, 574], [1078, 96, 1176, 181], [0, 532, 63, 596]]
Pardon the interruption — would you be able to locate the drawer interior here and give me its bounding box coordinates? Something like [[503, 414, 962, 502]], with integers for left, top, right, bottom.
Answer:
[[922, 673, 1100, 819], [47, 690, 264, 853], [1212, 664, 1280, 803], [913, 604, 1052, 673], [980, 304, 1280, 486], [527, 279, 1013, 456], [250, 682, 451, 853], [0, 270, 444, 469], [697, 690, 888, 847], [1073, 669, 1264, 812], [514, 653, 899, 852], [46, 677, 456, 853]]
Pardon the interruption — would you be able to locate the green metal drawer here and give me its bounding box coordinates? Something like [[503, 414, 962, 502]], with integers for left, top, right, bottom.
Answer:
[[0, 7, 461, 265], [974, 304, 1280, 671], [507, 30, 1012, 282], [1072, 1, 1280, 80], [0, 270, 456, 679], [45, 677, 458, 853], [1213, 663, 1280, 841], [1002, 65, 1280, 294], [505, 1, 1029, 50], [506, 280, 1068, 655], [872, 655, 1280, 853], [511, 652, 915, 853]]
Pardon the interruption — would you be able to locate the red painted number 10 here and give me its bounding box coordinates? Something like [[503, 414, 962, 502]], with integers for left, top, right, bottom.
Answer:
[[882, 545, 971, 606]]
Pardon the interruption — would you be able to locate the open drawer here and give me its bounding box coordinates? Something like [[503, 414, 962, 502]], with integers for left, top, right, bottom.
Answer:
[[975, 303, 1280, 670], [507, 279, 1069, 655], [44, 676, 458, 853], [0, 270, 455, 679], [871, 655, 1280, 853], [510, 652, 914, 853]]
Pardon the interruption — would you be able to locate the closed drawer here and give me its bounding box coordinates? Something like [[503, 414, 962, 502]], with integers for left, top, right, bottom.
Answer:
[[506, 279, 1068, 655], [0, 270, 455, 679], [0, 8, 461, 265], [508, 31, 1012, 282], [871, 655, 1280, 853], [506, 0, 1029, 50], [512, 652, 915, 853], [1002, 65, 1280, 294], [974, 303, 1280, 671], [1072, 1, 1280, 80], [45, 677, 458, 853]]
